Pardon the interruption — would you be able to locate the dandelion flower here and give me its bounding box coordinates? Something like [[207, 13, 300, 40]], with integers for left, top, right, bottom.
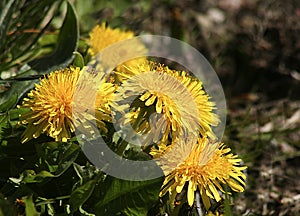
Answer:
[[156, 137, 247, 209], [95, 82, 117, 128], [89, 23, 135, 55], [115, 62, 219, 150], [19, 67, 80, 143], [88, 23, 147, 82], [72, 68, 118, 140], [19, 67, 116, 143]]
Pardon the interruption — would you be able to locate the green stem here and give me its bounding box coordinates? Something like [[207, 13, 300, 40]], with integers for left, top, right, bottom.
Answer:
[[116, 139, 128, 156]]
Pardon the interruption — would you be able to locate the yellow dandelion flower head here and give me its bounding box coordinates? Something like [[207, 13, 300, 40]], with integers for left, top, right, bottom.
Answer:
[[115, 61, 219, 150], [19, 66, 117, 143], [88, 23, 147, 83], [89, 23, 135, 56], [19, 67, 81, 143], [72, 67, 117, 138], [157, 137, 247, 209], [94, 77, 117, 133]]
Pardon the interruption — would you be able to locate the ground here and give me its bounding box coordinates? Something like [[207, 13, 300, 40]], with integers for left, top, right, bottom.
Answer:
[[103, 0, 300, 215]]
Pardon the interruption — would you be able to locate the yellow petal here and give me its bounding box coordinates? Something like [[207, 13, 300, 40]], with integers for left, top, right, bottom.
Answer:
[[208, 182, 221, 202], [156, 97, 163, 113], [145, 94, 157, 106], [140, 91, 151, 101], [176, 180, 185, 193], [227, 179, 244, 192], [187, 181, 195, 206]]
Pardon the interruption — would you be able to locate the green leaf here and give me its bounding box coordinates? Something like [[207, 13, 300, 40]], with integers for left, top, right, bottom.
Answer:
[[8, 107, 29, 121], [0, 0, 62, 71], [224, 187, 233, 216], [29, 1, 79, 72], [35, 142, 80, 176], [0, 114, 9, 141], [72, 51, 85, 68], [22, 170, 54, 183], [69, 179, 97, 214], [24, 196, 40, 216], [0, 65, 38, 105], [0, 0, 15, 40], [55, 142, 80, 176], [95, 176, 163, 216], [0, 93, 17, 112], [73, 163, 85, 184]]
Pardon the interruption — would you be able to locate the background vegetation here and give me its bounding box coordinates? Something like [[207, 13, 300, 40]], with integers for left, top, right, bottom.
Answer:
[[0, 0, 299, 215]]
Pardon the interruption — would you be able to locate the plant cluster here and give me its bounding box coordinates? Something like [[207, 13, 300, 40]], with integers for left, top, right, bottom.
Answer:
[[0, 1, 247, 215]]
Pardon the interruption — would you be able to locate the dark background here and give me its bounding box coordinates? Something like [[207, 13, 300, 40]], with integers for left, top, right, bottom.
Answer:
[[83, 0, 300, 214]]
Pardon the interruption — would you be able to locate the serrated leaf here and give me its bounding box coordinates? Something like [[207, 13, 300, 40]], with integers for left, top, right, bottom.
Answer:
[[29, 1, 79, 72], [69, 179, 97, 214], [95, 176, 163, 216]]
